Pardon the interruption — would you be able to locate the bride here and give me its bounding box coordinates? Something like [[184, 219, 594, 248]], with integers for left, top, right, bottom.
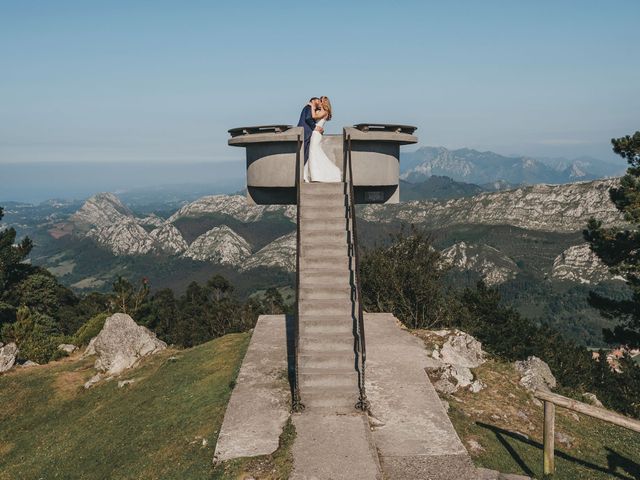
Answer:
[[304, 96, 342, 183]]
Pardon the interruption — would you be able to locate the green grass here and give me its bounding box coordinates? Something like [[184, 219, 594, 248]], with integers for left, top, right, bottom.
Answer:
[[443, 360, 640, 479], [0, 333, 250, 480]]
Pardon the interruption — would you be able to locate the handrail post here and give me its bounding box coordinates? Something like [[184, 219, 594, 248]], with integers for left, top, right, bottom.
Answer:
[[346, 134, 369, 412], [543, 400, 555, 476], [292, 134, 304, 413]]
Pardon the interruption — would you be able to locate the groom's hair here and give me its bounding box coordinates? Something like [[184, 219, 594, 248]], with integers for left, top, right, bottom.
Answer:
[[309, 97, 319, 102]]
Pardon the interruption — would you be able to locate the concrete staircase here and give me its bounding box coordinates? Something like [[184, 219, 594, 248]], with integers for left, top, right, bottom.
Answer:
[[297, 181, 359, 413]]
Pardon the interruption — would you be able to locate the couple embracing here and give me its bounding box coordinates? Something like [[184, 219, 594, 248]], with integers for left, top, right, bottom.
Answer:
[[297, 96, 341, 183]]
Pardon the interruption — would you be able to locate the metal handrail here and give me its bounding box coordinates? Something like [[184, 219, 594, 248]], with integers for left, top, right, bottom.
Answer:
[[346, 134, 369, 411], [292, 134, 304, 412]]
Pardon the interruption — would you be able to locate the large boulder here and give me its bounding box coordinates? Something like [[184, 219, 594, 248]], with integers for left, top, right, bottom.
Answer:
[[87, 313, 167, 376], [58, 343, 78, 354], [514, 356, 556, 392], [0, 342, 19, 373], [438, 330, 486, 368], [424, 329, 487, 394]]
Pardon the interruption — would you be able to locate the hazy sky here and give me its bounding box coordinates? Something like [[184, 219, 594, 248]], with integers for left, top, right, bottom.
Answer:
[[1, 0, 639, 166]]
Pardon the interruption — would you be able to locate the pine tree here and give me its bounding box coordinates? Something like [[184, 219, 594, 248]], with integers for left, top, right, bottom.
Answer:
[[584, 131, 640, 347], [0, 206, 33, 292]]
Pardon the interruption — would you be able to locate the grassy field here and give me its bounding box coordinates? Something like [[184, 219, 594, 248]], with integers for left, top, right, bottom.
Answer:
[[0, 333, 252, 480], [443, 360, 640, 479]]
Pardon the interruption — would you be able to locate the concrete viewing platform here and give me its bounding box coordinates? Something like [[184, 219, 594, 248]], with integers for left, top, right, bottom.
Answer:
[[213, 313, 477, 479]]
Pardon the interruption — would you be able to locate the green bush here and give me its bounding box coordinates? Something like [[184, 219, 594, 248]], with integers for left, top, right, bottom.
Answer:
[[1, 306, 64, 364], [73, 312, 108, 346]]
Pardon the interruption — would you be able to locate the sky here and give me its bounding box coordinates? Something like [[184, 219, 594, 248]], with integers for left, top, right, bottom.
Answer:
[[0, 0, 639, 173]]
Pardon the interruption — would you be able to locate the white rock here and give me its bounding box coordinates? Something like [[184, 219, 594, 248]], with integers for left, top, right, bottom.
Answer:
[[439, 330, 486, 368], [58, 343, 78, 354], [582, 392, 604, 408], [551, 244, 618, 284], [168, 195, 295, 223], [82, 337, 97, 358], [87, 220, 157, 256], [70, 192, 134, 231], [0, 342, 19, 373], [441, 241, 518, 286], [118, 379, 136, 388], [241, 232, 296, 272], [182, 225, 251, 266], [90, 313, 167, 377], [360, 179, 623, 233], [19, 360, 39, 368], [149, 223, 188, 255], [515, 356, 557, 392]]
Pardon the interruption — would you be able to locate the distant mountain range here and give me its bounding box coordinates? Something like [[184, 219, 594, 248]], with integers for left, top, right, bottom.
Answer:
[[400, 147, 625, 185]]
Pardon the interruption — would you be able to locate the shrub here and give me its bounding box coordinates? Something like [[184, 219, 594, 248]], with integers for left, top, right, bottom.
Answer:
[[73, 312, 108, 346]]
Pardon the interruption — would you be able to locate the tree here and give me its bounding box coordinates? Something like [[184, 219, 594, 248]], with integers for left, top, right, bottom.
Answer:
[[1, 306, 64, 363], [0, 206, 33, 292], [360, 227, 453, 329], [110, 276, 150, 318], [584, 131, 640, 347]]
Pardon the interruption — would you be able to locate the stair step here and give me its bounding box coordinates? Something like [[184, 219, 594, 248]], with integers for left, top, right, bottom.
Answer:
[[301, 183, 345, 195], [300, 206, 347, 220], [300, 372, 358, 389], [300, 385, 358, 412], [300, 195, 346, 208], [300, 216, 347, 232], [301, 244, 349, 256], [300, 256, 349, 269], [299, 333, 354, 352], [299, 352, 356, 369], [300, 233, 348, 248], [299, 299, 353, 316], [299, 287, 351, 301], [300, 264, 351, 288], [300, 321, 353, 336]]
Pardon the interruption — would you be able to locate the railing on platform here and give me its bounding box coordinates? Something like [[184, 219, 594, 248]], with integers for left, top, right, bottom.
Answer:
[[534, 389, 640, 476], [345, 134, 369, 411], [292, 134, 304, 412]]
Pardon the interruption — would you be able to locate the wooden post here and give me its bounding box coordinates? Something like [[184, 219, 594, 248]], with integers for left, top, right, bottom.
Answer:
[[543, 400, 555, 476]]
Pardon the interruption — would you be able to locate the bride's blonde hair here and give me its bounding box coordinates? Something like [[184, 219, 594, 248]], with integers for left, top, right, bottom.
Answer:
[[321, 96, 332, 120]]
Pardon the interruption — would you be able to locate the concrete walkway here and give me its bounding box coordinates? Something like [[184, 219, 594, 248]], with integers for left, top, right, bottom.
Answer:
[[291, 412, 381, 480], [365, 313, 477, 479], [213, 315, 290, 463], [214, 313, 478, 479]]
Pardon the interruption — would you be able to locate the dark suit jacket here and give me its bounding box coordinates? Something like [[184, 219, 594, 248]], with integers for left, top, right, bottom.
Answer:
[[297, 104, 316, 141]]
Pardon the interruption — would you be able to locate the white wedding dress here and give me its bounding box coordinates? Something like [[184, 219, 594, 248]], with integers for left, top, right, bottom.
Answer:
[[304, 118, 342, 182]]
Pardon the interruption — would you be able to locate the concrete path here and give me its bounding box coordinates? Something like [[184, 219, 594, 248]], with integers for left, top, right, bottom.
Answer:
[[365, 313, 477, 480], [291, 412, 381, 480], [213, 315, 290, 462]]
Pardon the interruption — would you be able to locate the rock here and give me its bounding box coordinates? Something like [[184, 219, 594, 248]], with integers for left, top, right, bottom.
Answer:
[[469, 380, 486, 393], [149, 223, 188, 255], [439, 330, 486, 368], [441, 241, 518, 286], [82, 337, 97, 358], [551, 244, 617, 284], [0, 342, 19, 373], [432, 364, 474, 394], [19, 360, 39, 368], [241, 232, 296, 272], [90, 313, 167, 377], [182, 225, 251, 266], [466, 439, 485, 454], [117, 379, 136, 388], [514, 356, 556, 392], [570, 412, 580, 422], [58, 343, 78, 354], [555, 431, 574, 448], [582, 392, 603, 408], [441, 400, 450, 412], [84, 373, 103, 389]]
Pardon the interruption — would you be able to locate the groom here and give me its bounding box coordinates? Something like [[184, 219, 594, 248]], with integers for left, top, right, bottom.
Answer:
[[297, 97, 324, 163]]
